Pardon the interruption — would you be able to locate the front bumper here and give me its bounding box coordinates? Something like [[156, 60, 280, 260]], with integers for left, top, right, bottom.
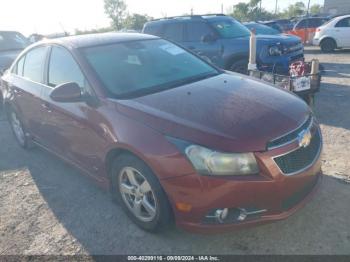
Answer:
[[161, 129, 322, 234], [313, 38, 320, 46], [258, 49, 304, 75]]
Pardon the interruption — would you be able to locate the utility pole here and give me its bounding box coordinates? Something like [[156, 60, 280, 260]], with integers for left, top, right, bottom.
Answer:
[[190, 8, 193, 15], [221, 3, 224, 14], [306, 0, 311, 16], [274, 0, 278, 15]]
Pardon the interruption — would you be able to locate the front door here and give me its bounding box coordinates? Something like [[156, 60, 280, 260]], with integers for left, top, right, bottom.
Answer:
[[183, 21, 223, 67], [39, 45, 107, 177]]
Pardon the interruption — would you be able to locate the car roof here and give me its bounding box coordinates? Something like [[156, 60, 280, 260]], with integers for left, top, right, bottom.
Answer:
[[146, 14, 233, 26], [333, 14, 350, 20], [39, 32, 159, 49]]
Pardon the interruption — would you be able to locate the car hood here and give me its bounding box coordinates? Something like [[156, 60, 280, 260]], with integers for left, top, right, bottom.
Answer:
[[0, 49, 21, 71], [116, 73, 310, 152], [256, 34, 301, 45]]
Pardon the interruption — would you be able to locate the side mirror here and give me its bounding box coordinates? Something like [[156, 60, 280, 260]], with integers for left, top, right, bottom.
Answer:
[[50, 82, 83, 103], [201, 34, 217, 43]]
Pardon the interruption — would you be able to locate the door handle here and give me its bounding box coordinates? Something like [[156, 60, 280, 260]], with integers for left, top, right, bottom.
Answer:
[[41, 103, 52, 113], [188, 46, 196, 50]]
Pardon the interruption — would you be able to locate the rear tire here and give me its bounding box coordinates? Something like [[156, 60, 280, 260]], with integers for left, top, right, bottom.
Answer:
[[7, 107, 31, 149], [229, 59, 249, 75], [110, 154, 173, 232], [320, 38, 336, 52]]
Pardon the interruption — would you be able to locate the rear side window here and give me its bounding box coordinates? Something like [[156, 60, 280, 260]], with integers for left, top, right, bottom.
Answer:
[[48, 46, 85, 88], [23, 46, 48, 83], [336, 18, 350, 27], [162, 23, 184, 42], [13, 55, 25, 76], [185, 22, 214, 42]]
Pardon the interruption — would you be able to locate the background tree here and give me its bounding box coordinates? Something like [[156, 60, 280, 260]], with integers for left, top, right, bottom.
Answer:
[[310, 4, 323, 15], [104, 0, 127, 30], [282, 2, 306, 18], [124, 14, 152, 31], [231, 0, 276, 22]]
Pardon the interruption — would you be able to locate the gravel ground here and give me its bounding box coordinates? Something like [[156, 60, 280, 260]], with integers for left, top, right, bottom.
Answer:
[[0, 46, 349, 255]]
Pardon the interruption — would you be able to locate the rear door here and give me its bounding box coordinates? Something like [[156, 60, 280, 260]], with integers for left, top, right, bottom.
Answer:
[[334, 17, 350, 47], [7, 46, 49, 141]]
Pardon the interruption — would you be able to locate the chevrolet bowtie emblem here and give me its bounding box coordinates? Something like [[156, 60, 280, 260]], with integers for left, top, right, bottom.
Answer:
[[298, 129, 312, 148]]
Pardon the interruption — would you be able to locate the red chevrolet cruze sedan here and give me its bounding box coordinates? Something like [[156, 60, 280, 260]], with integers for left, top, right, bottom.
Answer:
[[0, 33, 322, 233]]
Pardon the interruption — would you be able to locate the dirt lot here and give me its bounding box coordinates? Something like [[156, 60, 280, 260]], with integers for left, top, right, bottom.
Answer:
[[0, 46, 349, 255]]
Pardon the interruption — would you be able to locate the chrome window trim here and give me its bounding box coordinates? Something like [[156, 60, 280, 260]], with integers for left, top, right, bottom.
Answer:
[[268, 116, 313, 150]]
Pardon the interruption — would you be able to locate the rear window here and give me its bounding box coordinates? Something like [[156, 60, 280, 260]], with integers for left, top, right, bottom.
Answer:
[[82, 39, 219, 98]]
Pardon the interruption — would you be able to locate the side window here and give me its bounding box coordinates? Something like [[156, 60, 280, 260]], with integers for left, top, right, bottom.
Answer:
[[23, 46, 48, 83], [335, 18, 350, 27], [162, 23, 184, 42], [185, 22, 214, 42], [13, 55, 25, 76], [48, 46, 85, 88]]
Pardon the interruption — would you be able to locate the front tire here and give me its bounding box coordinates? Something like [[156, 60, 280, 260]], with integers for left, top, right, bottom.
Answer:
[[110, 154, 173, 232], [320, 38, 336, 52]]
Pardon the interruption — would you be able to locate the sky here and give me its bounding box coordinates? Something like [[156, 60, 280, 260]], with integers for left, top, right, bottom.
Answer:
[[0, 0, 324, 36]]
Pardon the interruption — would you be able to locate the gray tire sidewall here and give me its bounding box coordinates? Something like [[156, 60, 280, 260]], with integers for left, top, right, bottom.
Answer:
[[321, 39, 336, 52], [7, 107, 28, 149]]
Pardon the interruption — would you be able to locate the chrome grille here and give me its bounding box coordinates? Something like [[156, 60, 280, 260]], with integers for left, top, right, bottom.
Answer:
[[273, 129, 322, 176]]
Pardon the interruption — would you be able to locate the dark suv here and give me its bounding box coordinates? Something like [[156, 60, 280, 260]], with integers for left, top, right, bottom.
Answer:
[[143, 14, 304, 74]]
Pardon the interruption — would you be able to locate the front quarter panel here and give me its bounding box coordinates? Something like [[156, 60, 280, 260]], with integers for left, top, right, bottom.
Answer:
[[101, 99, 195, 180]]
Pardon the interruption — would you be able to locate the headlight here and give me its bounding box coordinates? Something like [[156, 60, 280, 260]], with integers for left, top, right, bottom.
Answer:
[[167, 137, 259, 176], [269, 45, 282, 56]]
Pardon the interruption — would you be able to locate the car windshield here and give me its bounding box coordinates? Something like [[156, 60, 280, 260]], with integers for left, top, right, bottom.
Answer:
[[82, 39, 219, 98], [246, 24, 280, 35], [209, 19, 251, 38], [0, 32, 28, 52]]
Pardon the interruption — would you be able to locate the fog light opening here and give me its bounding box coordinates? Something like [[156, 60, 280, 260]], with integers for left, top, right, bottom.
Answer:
[[237, 208, 248, 221], [204, 207, 268, 224], [215, 208, 229, 223]]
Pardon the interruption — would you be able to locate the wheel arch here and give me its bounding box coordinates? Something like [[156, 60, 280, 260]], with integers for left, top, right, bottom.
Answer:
[[320, 36, 338, 48], [224, 53, 249, 70], [105, 145, 176, 221]]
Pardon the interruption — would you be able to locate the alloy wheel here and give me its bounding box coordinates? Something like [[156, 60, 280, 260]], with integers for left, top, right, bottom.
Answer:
[[119, 167, 157, 222]]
